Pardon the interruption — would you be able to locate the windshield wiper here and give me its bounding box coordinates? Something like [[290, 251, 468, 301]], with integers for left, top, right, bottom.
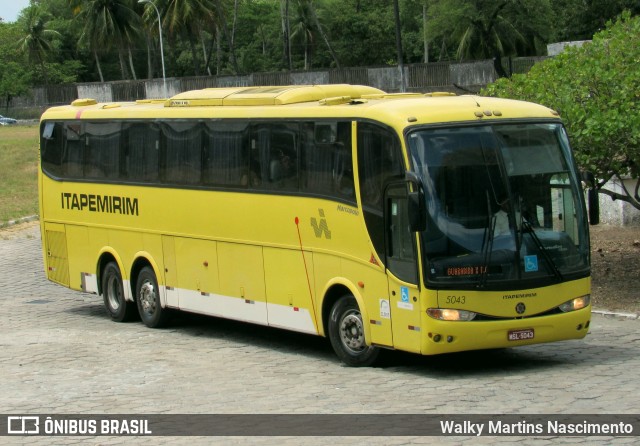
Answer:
[[521, 219, 563, 281], [477, 191, 496, 288]]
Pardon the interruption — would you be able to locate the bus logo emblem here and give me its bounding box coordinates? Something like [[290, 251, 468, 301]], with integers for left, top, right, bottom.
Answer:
[[311, 209, 332, 239], [515, 302, 526, 314]]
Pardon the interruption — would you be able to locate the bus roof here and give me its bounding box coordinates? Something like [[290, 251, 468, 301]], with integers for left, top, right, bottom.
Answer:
[[41, 84, 560, 128]]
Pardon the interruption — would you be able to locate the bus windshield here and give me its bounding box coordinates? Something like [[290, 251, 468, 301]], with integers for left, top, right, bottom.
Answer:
[[408, 122, 590, 289]]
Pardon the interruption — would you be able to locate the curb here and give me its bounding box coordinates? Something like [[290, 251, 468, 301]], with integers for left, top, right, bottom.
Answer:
[[0, 215, 39, 229], [592, 310, 640, 320]]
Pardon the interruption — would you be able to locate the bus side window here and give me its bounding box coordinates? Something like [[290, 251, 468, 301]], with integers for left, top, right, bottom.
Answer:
[[301, 123, 332, 194], [161, 121, 202, 185], [251, 123, 299, 192], [268, 130, 298, 189], [251, 127, 269, 187], [41, 122, 65, 178], [62, 123, 84, 178], [203, 121, 249, 188], [357, 122, 404, 260], [333, 122, 355, 200], [84, 122, 121, 180], [126, 123, 160, 182], [300, 121, 355, 202]]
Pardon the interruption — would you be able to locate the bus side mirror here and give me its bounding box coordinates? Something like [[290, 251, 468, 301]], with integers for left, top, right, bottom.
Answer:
[[581, 171, 600, 225], [406, 172, 426, 232], [588, 188, 600, 225], [408, 191, 426, 232]]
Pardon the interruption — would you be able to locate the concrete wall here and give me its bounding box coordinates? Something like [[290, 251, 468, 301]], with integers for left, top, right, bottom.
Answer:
[[11, 58, 543, 109], [547, 40, 590, 56], [599, 178, 640, 226], [77, 83, 113, 103], [451, 60, 496, 87]]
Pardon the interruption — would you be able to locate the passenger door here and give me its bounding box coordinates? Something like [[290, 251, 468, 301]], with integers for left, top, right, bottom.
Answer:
[[385, 183, 422, 354]]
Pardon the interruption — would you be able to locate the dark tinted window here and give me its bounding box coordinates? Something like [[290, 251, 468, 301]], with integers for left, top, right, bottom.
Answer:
[[40, 119, 357, 204], [41, 122, 65, 178], [125, 122, 159, 182], [357, 122, 404, 259], [161, 121, 202, 185], [251, 123, 299, 192], [84, 122, 121, 179], [301, 122, 355, 202], [203, 121, 249, 187]]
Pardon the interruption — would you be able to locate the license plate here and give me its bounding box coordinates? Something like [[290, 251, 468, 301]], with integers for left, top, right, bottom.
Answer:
[[508, 328, 535, 341]]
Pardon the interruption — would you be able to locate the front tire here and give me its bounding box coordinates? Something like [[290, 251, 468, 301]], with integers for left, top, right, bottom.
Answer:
[[328, 295, 380, 367], [102, 262, 137, 322], [136, 266, 170, 328]]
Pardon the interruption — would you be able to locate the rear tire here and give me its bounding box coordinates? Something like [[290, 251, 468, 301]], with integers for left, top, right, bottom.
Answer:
[[136, 266, 170, 328], [102, 262, 137, 322], [328, 295, 380, 367]]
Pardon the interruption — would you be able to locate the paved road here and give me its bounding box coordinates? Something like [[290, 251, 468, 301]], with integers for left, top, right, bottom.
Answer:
[[1, 224, 639, 445]]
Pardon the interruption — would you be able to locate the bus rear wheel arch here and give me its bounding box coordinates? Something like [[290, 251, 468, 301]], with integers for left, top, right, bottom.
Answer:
[[101, 261, 137, 322], [328, 295, 380, 367]]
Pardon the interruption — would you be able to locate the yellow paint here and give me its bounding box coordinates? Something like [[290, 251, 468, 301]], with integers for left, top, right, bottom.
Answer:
[[38, 84, 589, 357]]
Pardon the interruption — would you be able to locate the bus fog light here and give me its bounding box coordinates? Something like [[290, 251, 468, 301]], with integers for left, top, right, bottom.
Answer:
[[559, 295, 591, 313], [427, 308, 476, 321]]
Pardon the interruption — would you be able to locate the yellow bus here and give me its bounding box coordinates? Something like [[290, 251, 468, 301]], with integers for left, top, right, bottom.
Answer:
[[39, 84, 592, 366]]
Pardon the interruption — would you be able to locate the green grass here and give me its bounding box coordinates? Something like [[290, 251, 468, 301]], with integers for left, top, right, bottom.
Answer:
[[0, 125, 39, 224]]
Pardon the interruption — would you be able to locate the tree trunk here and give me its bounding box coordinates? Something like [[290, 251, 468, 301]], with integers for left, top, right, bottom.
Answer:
[[423, 2, 429, 63], [214, 0, 239, 74], [309, 1, 340, 68], [201, 31, 212, 76], [118, 50, 130, 80], [231, 0, 239, 50], [493, 54, 508, 77], [216, 24, 222, 75], [187, 31, 201, 76], [128, 47, 137, 80], [146, 36, 154, 79], [393, 0, 406, 92], [280, 0, 292, 70], [94, 50, 104, 83], [38, 57, 49, 88]]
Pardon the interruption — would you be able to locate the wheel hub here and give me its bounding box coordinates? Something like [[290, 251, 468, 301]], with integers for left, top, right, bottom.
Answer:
[[139, 281, 156, 314], [339, 311, 365, 352], [107, 276, 121, 311]]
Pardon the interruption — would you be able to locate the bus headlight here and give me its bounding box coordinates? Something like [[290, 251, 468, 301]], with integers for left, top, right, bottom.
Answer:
[[427, 308, 477, 321], [558, 295, 591, 312]]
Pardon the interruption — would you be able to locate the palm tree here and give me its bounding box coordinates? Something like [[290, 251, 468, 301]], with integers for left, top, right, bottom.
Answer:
[[280, 0, 292, 70], [17, 6, 60, 87], [70, 0, 141, 82], [151, 0, 237, 76], [290, 0, 339, 70], [290, 0, 315, 69], [308, 1, 340, 68], [453, 0, 523, 78], [212, 0, 240, 74]]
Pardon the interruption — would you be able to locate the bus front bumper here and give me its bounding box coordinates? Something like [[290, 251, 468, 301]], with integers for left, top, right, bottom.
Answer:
[[420, 306, 591, 355]]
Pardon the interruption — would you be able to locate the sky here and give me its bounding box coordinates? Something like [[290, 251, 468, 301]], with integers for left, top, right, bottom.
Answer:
[[0, 0, 31, 23]]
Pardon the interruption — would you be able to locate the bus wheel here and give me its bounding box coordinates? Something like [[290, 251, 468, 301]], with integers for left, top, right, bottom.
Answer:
[[136, 266, 170, 328], [102, 262, 137, 322], [328, 295, 379, 367]]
